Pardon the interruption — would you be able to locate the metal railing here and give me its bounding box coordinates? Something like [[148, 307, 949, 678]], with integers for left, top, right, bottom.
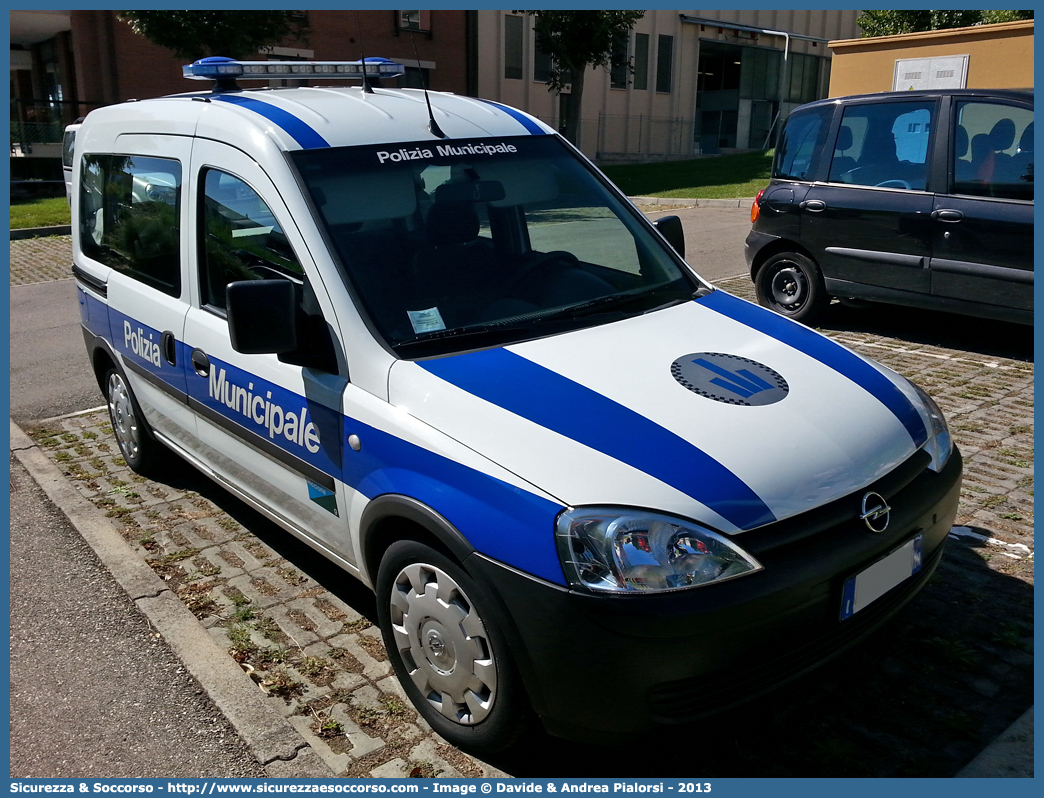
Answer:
[[11, 100, 101, 154]]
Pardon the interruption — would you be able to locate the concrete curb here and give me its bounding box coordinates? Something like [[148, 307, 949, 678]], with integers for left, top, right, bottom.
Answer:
[[11, 225, 72, 240], [955, 706, 1034, 778], [629, 196, 755, 208], [9, 419, 335, 779]]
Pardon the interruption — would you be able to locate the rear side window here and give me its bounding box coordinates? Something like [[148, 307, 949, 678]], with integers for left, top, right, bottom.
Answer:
[[952, 100, 1033, 201], [773, 106, 831, 180], [79, 154, 182, 297], [828, 100, 935, 190]]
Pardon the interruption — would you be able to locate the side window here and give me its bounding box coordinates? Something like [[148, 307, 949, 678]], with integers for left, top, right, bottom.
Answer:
[[199, 169, 303, 310], [952, 101, 1033, 201], [774, 106, 830, 181], [79, 154, 182, 297], [829, 101, 934, 190]]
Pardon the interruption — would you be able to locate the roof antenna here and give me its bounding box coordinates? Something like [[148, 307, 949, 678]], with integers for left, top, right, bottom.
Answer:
[[408, 31, 445, 138], [360, 55, 375, 94]]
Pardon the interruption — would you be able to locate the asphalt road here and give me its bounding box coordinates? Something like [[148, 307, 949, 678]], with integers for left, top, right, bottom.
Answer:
[[9, 455, 267, 778], [10, 277, 102, 423]]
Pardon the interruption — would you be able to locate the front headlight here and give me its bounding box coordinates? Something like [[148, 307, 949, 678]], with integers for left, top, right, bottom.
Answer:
[[911, 382, 953, 472], [555, 508, 763, 594]]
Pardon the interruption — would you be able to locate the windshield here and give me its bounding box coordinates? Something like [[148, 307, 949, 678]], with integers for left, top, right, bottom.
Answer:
[[291, 135, 698, 356]]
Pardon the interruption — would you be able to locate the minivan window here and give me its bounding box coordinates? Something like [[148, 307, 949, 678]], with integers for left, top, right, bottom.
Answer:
[[79, 154, 182, 297], [291, 135, 697, 356], [199, 169, 303, 310], [828, 100, 934, 190], [773, 105, 831, 180], [952, 101, 1033, 201]]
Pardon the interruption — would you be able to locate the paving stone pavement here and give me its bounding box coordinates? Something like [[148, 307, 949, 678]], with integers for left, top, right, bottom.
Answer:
[[10, 234, 73, 285], [12, 237, 1034, 776]]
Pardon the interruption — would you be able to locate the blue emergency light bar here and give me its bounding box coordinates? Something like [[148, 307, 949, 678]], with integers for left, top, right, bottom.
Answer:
[[183, 56, 406, 82]]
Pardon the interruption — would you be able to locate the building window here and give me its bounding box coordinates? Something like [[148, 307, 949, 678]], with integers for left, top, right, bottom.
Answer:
[[504, 15, 523, 80], [786, 53, 822, 105], [633, 33, 649, 90], [656, 35, 673, 93], [534, 41, 551, 83], [397, 11, 430, 33], [610, 31, 629, 89]]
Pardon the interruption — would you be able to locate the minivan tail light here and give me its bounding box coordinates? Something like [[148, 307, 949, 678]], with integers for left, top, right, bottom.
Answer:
[[751, 189, 765, 223]]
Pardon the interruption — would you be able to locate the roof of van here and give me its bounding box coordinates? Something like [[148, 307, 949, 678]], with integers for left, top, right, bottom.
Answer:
[[794, 87, 1033, 113], [81, 86, 556, 152]]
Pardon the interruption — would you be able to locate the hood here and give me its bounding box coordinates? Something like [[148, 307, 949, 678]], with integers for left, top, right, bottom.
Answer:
[[388, 291, 929, 534]]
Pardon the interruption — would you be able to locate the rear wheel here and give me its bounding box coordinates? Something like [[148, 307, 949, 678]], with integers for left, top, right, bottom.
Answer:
[[376, 539, 528, 753], [754, 251, 829, 325], [104, 367, 167, 476]]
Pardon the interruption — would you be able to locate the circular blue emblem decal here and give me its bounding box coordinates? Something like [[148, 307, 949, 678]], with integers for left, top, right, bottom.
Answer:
[[671, 352, 789, 406]]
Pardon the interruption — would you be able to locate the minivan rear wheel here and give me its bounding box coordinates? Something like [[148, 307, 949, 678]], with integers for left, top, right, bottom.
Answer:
[[104, 367, 167, 476], [755, 251, 828, 325]]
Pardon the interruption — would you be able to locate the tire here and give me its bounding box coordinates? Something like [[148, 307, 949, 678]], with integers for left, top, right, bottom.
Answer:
[[754, 251, 829, 325], [375, 539, 529, 753], [104, 366, 168, 476]]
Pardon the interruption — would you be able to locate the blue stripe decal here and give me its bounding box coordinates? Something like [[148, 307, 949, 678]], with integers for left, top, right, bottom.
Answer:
[[700, 291, 928, 446], [343, 420, 566, 585], [211, 95, 329, 149], [474, 98, 547, 135], [419, 348, 777, 531]]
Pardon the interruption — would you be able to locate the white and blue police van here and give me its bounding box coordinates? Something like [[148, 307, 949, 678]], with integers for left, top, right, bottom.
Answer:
[[72, 57, 962, 751]]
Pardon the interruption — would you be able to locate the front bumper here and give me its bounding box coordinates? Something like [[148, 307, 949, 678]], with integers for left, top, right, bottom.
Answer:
[[465, 447, 962, 743]]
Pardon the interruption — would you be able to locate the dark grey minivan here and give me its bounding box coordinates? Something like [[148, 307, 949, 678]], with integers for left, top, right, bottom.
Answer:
[[746, 89, 1033, 325]]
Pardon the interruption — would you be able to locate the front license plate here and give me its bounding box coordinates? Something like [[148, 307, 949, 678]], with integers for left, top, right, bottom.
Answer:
[[840, 534, 923, 620]]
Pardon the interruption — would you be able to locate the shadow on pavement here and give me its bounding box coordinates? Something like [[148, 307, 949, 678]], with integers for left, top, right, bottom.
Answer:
[[819, 301, 1032, 364]]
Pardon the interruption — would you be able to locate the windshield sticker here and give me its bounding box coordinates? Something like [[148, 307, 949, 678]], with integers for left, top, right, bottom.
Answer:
[[408, 307, 447, 334]]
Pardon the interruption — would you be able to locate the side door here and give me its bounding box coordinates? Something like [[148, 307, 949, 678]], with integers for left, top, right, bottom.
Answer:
[[800, 98, 938, 296], [930, 97, 1033, 315], [183, 141, 355, 565], [77, 136, 196, 453]]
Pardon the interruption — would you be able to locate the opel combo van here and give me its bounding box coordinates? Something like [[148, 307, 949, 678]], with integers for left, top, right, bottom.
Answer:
[[73, 58, 962, 751]]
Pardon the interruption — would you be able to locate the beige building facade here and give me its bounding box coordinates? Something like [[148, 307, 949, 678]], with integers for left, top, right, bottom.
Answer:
[[476, 9, 861, 162], [828, 19, 1034, 97]]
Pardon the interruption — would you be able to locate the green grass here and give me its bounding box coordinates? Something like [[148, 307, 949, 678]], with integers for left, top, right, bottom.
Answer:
[[10, 196, 71, 229], [601, 149, 774, 199]]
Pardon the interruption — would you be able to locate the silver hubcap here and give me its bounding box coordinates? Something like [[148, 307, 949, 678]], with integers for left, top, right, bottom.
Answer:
[[107, 372, 140, 463], [770, 265, 807, 308], [389, 562, 497, 725]]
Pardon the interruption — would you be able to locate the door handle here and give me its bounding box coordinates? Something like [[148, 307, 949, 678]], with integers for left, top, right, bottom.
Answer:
[[190, 348, 210, 378], [931, 209, 964, 222], [799, 199, 826, 212], [160, 331, 177, 366]]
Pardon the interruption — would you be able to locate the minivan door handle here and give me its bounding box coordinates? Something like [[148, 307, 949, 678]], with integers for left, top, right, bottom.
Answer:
[[799, 200, 826, 212], [160, 331, 177, 366], [190, 348, 210, 378], [931, 209, 964, 223]]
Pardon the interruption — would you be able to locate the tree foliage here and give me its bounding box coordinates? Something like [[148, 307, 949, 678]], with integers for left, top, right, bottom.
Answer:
[[117, 11, 308, 61], [858, 10, 1033, 37], [516, 11, 644, 144]]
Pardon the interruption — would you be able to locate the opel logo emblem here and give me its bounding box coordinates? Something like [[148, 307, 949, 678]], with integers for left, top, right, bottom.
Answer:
[[860, 492, 891, 533]]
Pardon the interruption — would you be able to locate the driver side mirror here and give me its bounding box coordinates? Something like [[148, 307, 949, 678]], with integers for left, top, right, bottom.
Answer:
[[227, 279, 297, 355], [654, 215, 685, 258]]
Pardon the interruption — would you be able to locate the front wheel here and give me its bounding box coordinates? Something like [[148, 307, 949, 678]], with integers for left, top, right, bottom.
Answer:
[[376, 540, 529, 753], [754, 251, 829, 325]]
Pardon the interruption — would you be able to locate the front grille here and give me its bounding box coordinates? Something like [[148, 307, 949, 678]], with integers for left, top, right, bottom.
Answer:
[[648, 542, 944, 721]]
